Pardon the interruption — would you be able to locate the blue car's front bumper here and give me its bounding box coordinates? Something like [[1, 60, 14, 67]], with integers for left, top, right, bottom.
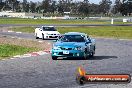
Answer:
[[52, 49, 85, 58]]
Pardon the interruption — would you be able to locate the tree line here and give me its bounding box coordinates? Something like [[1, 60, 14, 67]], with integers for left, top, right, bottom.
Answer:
[[0, 0, 132, 16]]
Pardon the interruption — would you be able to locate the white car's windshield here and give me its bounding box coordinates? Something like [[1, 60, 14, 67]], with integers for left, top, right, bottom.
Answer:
[[60, 35, 85, 42], [42, 27, 56, 31]]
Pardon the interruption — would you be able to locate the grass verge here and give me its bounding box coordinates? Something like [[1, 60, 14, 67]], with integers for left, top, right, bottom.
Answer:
[[0, 18, 107, 24], [0, 44, 39, 59], [10, 26, 132, 39], [58, 26, 132, 39], [0, 36, 52, 60], [0, 18, 131, 25], [12, 26, 34, 33]]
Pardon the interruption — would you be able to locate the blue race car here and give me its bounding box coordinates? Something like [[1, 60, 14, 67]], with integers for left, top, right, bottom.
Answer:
[[51, 32, 96, 60]]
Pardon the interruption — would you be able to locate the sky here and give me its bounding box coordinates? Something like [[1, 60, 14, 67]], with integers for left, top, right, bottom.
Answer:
[[18, 0, 103, 4]]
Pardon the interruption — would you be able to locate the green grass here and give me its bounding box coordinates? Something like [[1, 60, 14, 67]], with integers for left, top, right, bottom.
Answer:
[[0, 18, 106, 24], [0, 17, 131, 24], [0, 44, 39, 59], [12, 26, 35, 33], [11, 26, 132, 39], [58, 26, 132, 39]]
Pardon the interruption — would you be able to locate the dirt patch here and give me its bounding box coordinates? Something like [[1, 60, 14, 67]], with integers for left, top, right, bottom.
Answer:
[[0, 35, 52, 50]]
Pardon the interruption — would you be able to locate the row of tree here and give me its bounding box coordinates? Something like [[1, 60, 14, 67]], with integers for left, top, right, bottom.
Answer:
[[0, 0, 132, 16], [111, 0, 132, 16]]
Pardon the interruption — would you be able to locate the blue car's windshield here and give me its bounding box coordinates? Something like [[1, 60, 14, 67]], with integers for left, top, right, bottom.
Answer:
[[60, 35, 85, 42]]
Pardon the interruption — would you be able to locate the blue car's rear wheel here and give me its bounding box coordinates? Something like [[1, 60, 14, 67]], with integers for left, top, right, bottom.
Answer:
[[89, 52, 94, 57], [90, 46, 95, 58], [89, 49, 95, 58], [52, 56, 57, 60]]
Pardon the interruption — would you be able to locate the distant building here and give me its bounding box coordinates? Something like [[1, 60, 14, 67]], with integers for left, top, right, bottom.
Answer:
[[0, 11, 43, 18]]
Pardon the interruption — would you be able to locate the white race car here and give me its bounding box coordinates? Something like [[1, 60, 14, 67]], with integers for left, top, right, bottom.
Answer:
[[35, 26, 60, 40]]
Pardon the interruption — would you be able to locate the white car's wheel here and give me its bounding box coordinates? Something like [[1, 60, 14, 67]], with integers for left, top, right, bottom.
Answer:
[[35, 33, 39, 39], [42, 34, 45, 40]]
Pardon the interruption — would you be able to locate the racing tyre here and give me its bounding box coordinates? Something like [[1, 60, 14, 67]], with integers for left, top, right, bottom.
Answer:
[[89, 47, 95, 58], [42, 34, 45, 40], [35, 33, 39, 39], [89, 52, 94, 58], [82, 49, 88, 60], [52, 56, 57, 60], [81, 54, 88, 60]]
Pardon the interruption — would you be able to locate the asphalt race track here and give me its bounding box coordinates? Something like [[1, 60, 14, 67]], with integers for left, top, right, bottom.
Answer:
[[0, 31, 132, 88]]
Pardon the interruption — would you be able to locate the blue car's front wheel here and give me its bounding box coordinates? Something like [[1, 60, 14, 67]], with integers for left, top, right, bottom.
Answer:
[[52, 56, 58, 60], [82, 49, 89, 60], [82, 55, 88, 60]]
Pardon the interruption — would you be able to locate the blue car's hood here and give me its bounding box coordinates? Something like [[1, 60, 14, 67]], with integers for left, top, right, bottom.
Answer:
[[54, 41, 85, 47]]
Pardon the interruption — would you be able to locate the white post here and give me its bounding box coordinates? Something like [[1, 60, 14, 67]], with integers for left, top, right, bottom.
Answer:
[[111, 18, 114, 24]]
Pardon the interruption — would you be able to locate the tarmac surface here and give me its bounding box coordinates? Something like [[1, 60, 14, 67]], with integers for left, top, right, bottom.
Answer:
[[0, 30, 132, 88]]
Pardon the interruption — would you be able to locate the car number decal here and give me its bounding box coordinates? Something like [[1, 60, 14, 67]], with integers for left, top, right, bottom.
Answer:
[[63, 51, 69, 54]]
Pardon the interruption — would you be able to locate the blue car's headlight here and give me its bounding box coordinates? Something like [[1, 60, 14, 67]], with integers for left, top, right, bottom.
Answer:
[[74, 46, 83, 50], [53, 46, 61, 50]]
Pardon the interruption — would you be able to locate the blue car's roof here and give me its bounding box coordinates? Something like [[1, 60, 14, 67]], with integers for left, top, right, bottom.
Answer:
[[64, 32, 87, 36]]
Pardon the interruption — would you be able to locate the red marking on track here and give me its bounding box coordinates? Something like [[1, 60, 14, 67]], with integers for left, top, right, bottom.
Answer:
[[31, 53, 40, 56], [44, 49, 51, 54]]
